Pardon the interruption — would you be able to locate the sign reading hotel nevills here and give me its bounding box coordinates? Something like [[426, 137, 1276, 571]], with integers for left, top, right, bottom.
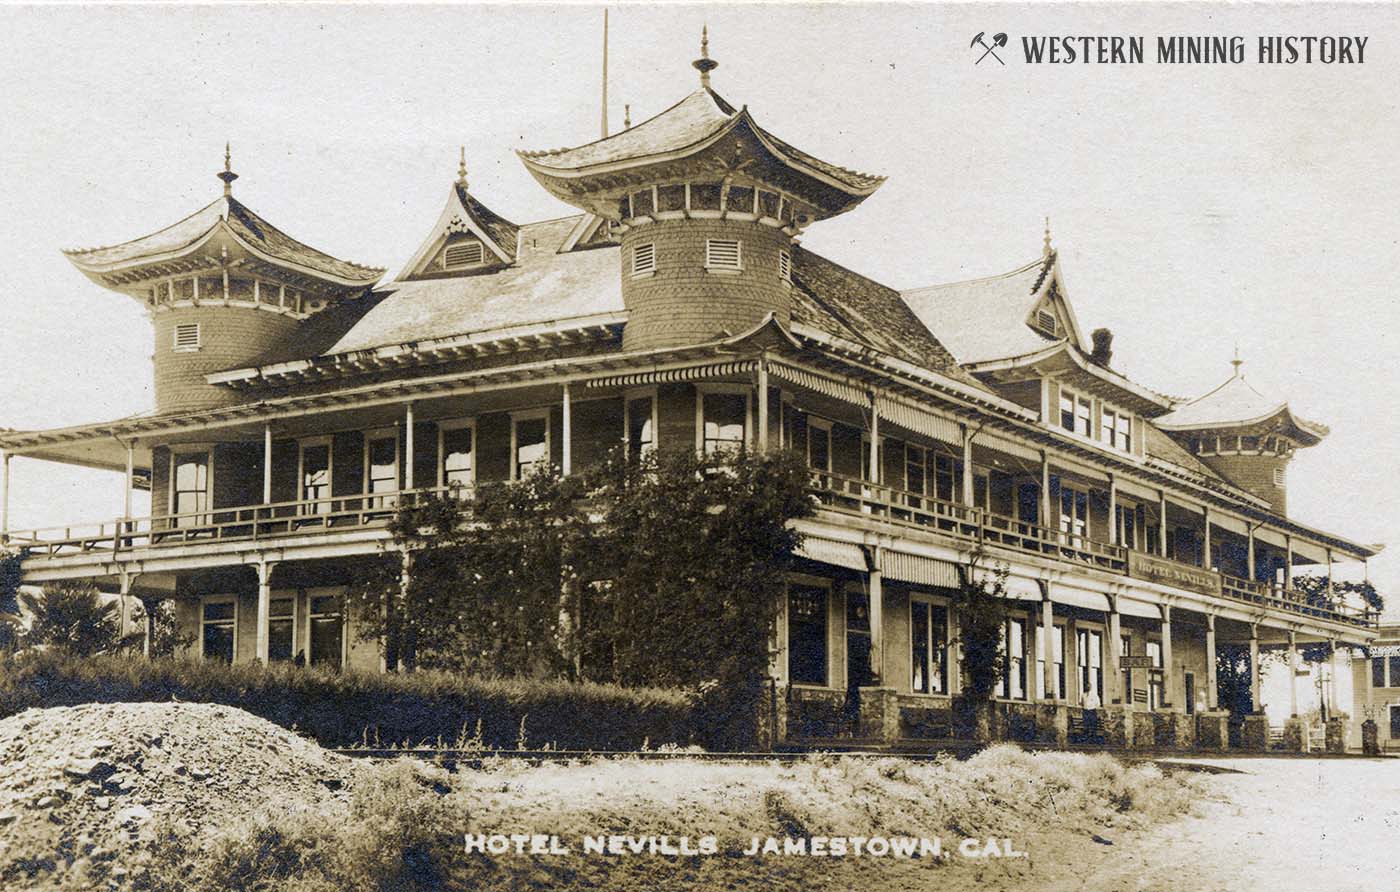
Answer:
[[1127, 552, 1222, 598]]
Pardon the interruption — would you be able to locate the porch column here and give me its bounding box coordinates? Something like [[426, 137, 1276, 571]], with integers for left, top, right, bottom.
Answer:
[[117, 570, 133, 648], [1329, 638, 1342, 717], [756, 358, 769, 454], [1160, 604, 1174, 708], [1039, 451, 1052, 533], [1326, 549, 1334, 600], [1041, 592, 1056, 700], [1157, 490, 1168, 557], [867, 393, 880, 485], [263, 423, 273, 504], [405, 402, 415, 490], [1, 451, 10, 540], [1288, 628, 1299, 717], [1284, 533, 1294, 590], [561, 385, 572, 476], [1249, 624, 1262, 713], [140, 597, 158, 659], [1106, 595, 1123, 704], [960, 424, 974, 506], [1202, 505, 1212, 570], [1247, 525, 1257, 581], [1205, 614, 1218, 710], [254, 560, 277, 664], [868, 547, 883, 684], [1106, 475, 1118, 545], [123, 441, 135, 520]]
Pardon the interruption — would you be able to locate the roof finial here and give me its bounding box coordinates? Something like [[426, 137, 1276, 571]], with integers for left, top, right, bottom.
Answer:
[[217, 141, 238, 197], [693, 24, 718, 87], [1042, 216, 1052, 257], [456, 146, 469, 189], [1231, 343, 1243, 376], [624, 103, 632, 129]]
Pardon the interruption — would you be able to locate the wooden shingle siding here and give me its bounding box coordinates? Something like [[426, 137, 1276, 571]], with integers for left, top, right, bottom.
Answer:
[[152, 307, 300, 414]]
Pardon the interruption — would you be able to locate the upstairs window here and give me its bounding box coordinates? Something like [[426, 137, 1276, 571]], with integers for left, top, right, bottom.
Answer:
[[299, 441, 332, 514], [778, 249, 792, 284], [705, 239, 742, 271], [171, 451, 210, 527], [1101, 408, 1133, 452], [807, 418, 832, 473], [365, 432, 399, 508], [631, 242, 656, 277], [173, 322, 200, 352], [512, 412, 550, 480], [701, 391, 747, 455], [626, 395, 656, 458], [1059, 389, 1092, 437], [439, 423, 475, 496], [443, 240, 485, 269]]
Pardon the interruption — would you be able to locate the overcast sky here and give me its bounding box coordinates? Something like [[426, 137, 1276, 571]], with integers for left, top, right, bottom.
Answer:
[[1, 2, 1396, 605]]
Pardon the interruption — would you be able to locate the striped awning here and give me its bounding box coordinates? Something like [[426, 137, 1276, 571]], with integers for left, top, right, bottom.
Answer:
[[878, 397, 961, 446], [1117, 597, 1162, 620], [768, 361, 869, 406], [794, 537, 867, 572], [973, 569, 1043, 602], [973, 430, 1041, 463], [880, 550, 959, 588], [1052, 585, 1112, 613], [585, 360, 756, 389]]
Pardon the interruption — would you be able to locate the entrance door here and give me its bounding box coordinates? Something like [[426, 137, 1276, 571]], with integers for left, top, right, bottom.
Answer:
[[1184, 672, 1196, 715], [1390, 705, 1400, 740], [846, 591, 874, 689]]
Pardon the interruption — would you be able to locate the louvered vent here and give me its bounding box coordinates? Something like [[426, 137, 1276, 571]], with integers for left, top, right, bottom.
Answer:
[[632, 242, 656, 277], [778, 249, 792, 284], [443, 241, 485, 269], [706, 239, 742, 271], [173, 322, 201, 352]]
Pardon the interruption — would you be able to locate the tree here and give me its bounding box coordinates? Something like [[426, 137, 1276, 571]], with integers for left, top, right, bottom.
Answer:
[[18, 584, 120, 656], [950, 551, 1012, 740], [124, 599, 194, 658], [0, 548, 22, 653]]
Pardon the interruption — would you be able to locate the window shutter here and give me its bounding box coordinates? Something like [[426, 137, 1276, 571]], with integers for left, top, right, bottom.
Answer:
[[706, 239, 742, 270], [632, 242, 656, 276], [173, 322, 200, 351]]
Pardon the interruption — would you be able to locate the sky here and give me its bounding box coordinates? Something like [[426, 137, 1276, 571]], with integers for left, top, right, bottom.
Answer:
[[1, 2, 1397, 617]]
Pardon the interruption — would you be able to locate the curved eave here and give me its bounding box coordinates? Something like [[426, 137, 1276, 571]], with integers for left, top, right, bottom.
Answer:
[[519, 108, 883, 201], [64, 217, 383, 290], [1156, 404, 1328, 446], [965, 341, 1176, 415]]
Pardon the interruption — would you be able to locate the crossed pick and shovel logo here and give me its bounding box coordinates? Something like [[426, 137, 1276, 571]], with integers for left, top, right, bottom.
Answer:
[[972, 31, 1007, 65]]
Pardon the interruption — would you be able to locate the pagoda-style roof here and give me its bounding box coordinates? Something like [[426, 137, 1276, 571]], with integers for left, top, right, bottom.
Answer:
[[518, 87, 884, 220], [396, 172, 522, 280], [64, 194, 384, 292], [1156, 369, 1329, 446]]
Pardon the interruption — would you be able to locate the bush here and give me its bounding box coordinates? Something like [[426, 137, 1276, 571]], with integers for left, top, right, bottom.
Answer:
[[0, 650, 694, 751]]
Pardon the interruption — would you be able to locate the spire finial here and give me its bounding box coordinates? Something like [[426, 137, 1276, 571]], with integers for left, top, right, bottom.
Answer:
[[1231, 343, 1243, 376], [456, 146, 468, 189], [217, 141, 238, 197], [624, 103, 631, 129], [1042, 216, 1052, 257], [693, 24, 718, 87]]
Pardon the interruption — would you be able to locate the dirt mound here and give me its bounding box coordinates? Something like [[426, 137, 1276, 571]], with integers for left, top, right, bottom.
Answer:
[[0, 701, 354, 889]]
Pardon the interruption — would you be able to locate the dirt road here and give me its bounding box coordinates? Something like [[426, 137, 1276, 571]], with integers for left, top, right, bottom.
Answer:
[[1036, 758, 1400, 892]]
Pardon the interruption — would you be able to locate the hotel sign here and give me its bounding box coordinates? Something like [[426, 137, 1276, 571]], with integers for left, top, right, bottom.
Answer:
[[1127, 552, 1222, 597], [1120, 655, 1156, 669]]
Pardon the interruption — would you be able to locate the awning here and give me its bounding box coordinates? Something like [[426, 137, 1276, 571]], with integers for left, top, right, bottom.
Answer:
[[1117, 598, 1162, 620], [974, 430, 1040, 463], [880, 550, 959, 588], [1052, 585, 1112, 613], [973, 569, 1042, 602], [878, 397, 961, 447], [768, 362, 868, 406], [1370, 644, 1400, 657], [585, 360, 756, 389], [794, 537, 867, 572]]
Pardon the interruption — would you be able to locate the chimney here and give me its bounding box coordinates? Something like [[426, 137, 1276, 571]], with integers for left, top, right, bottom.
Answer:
[[1090, 328, 1113, 367]]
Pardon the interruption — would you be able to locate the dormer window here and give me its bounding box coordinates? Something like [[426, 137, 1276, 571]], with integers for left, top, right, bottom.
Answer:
[[442, 239, 485, 270], [173, 322, 200, 352], [1035, 308, 1057, 336]]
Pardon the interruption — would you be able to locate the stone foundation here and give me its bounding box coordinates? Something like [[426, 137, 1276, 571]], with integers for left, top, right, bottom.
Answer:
[[1240, 713, 1269, 752], [1131, 710, 1157, 748], [858, 687, 899, 742], [1325, 715, 1349, 754], [1282, 717, 1306, 753], [1153, 711, 1195, 749], [1196, 711, 1229, 750], [1100, 705, 1132, 748], [1362, 719, 1380, 756]]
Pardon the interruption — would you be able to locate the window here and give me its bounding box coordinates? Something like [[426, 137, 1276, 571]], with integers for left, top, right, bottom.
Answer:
[[1035, 308, 1057, 335], [705, 238, 742, 271], [995, 617, 1028, 700], [846, 590, 874, 689], [657, 184, 686, 213], [299, 440, 332, 514], [905, 444, 927, 498], [1036, 623, 1066, 699], [911, 600, 949, 695], [268, 597, 295, 663], [1116, 414, 1132, 452], [629, 188, 655, 217], [1115, 503, 1138, 551], [201, 600, 235, 663], [787, 584, 828, 686], [443, 240, 484, 269], [308, 594, 344, 669], [365, 432, 399, 509], [631, 242, 656, 277], [689, 183, 721, 211], [626, 395, 656, 458], [1390, 655, 1400, 688], [700, 391, 747, 455], [1146, 639, 1165, 709], [512, 412, 550, 480], [1273, 466, 1286, 487], [173, 322, 200, 352], [1059, 484, 1089, 545], [934, 454, 959, 503], [778, 249, 792, 284], [1059, 390, 1091, 437], [170, 450, 210, 527], [807, 419, 832, 473], [439, 422, 475, 497], [1101, 409, 1130, 451], [1077, 628, 1104, 702]]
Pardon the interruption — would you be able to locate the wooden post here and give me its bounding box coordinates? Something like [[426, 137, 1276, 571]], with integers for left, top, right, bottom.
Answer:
[[1041, 592, 1056, 700], [1107, 474, 1118, 545], [1285, 627, 1301, 717], [1160, 604, 1174, 708], [123, 441, 135, 520], [867, 393, 880, 485], [960, 425, 974, 507], [262, 424, 273, 504], [561, 384, 572, 476], [1329, 638, 1342, 718], [1249, 624, 1262, 714], [141, 597, 157, 659], [1040, 451, 1052, 534], [1, 451, 10, 540], [1326, 549, 1334, 600], [756, 359, 769, 454], [1205, 614, 1218, 710], [405, 403, 415, 490], [868, 549, 883, 685], [254, 561, 275, 664], [1107, 596, 1122, 705], [1202, 505, 1212, 570], [1158, 490, 1168, 557], [1284, 533, 1294, 591], [1247, 525, 1257, 581]]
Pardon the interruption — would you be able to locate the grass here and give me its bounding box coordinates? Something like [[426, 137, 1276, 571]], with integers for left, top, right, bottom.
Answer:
[[0, 650, 694, 751], [128, 745, 1205, 892]]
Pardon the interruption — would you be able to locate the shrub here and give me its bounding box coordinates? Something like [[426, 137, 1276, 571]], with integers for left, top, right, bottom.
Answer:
[[0, 650, 694, 751]]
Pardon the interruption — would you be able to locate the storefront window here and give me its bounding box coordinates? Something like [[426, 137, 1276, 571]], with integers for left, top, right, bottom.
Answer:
[[911, 600, 949, 694], [1077, 628, 1104, 701], [1036, 624, 1065, 699]]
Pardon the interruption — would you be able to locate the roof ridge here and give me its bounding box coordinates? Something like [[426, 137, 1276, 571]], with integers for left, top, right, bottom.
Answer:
[[519, 88, 733, 160], [63, 196, 226, 256], [901, 254, 1050, 296]]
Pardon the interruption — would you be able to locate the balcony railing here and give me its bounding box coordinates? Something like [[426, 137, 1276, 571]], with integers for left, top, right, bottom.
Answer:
[[3, 474, 1378, 629]]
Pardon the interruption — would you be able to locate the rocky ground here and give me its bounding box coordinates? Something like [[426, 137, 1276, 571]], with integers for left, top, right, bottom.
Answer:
[[0, 702, 355, 890]]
